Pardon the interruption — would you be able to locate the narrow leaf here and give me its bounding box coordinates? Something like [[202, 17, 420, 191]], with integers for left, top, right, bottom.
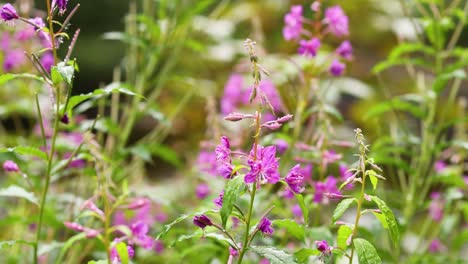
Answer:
[[250, 246, 297, 264], [273, 219, 305, 241], [294, 248, 320, 263], [221, 176, 245, 228], [332, 198, 356, 223], [353, 238, 382, 264], [0, 185, 39, 205], [371, 195, 400, 248]]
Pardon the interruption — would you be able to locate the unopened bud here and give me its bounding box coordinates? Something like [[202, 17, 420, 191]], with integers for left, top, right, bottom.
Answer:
[[262, 121, 282, 130], [277, 114, 293, 123], [224, 112, 254, 122]]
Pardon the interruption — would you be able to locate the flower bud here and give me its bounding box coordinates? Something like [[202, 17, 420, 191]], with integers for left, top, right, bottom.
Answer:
[[193, 214, 213, 229], [3, 160, 19, 172], [276, 114, 293, 123]]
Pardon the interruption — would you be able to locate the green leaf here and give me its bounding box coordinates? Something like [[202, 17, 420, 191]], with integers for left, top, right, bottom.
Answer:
[[433, 68, 466, 93], [367, 170, 379, 190], [294, 248, 320, 263], [273, 219, 305, 241], [388, 43, 435, 60], [116, 242, 129, 264], [364, 98, 425, 120], [294, 193, 309, 225], [172, 230, 234, 248], [150, 144, 182, 168], [129, 144, 152, 162], [221, 176, 245, 228], [87, 261, 108, 264], [332, 198, 356, 223], [372, 58, 430, 74], [337, 225, 353, 250], [0, 240, 35, 250], [372, 211, 388, 229], [56, 62, 75, 85], [250, 246, 297, 264], [156, 210, 215, 240], [56, 233, 87, 263], [0, 185, 39, 205], [0, 73, 44, 86], [353, 238, 382, 264], [370, 195, 400, 248], [0, 146, 47, 161]]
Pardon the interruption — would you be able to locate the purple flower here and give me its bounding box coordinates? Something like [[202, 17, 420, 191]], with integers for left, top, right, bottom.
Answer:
[[324, 6, 349, 37], [274, 139, 289, 155], [196, 183, 210, 199], [281, 188, 294, 199], [0, 33, 9, 49], [258, 217, 274, 235], [216, 136, 231, 162], [214, 191, 224, 207], [193, 214, 213, 229], [1, 3, 19, 22], [197, 150, 217, 176], [285, 165, 305, 193], [315, 240, 331, 253], [81, 199, 104, 217], [53, 0, 69, 14], [244, 145, 280, 184], [3, 49, 26, 72], [3, 160, 19, 172], [292, 204, 302, 218], [339, 164, 354, 189], [314, 176, 340, 204], [153, 240, 164, 254], [434, 160, 447, 173], [63, 153, 86, 169], [283, 5, 303, 40], [329, 59, 345, 76], [428, 192, 443, 222], [298, 38, 321, 57], [40, 52, 54, 73], [244, 79, 283, 112], [130, 221, 154, 249], [229, 247, 239, 257], [336, 40, 353, 60], [323, 150, 342, 166], [110, 242, 135, 263], [428, 239, 443, 253], [221, 74, 244, 115], [300, 164, 313, 181]]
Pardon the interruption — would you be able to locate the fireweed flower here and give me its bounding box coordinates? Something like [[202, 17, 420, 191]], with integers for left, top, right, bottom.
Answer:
[[215, 136, 234, 179], [193, 214, 213, 229], [1, 3, 19, 23], [428, 239, 443, 253], [324, 6, 349, 37], [3, 160, 19, 172], [313, 176, 340, 204], [214, 191, 224, 207], [315, 240, 331, 254], [153, 240, 164, 254], [428, 192, 444, 222], [196, 183, 210, 199], [336, 40, 353, 60], [130, 221, 154, 249], [283, 5, 303, 41], [3, 49, 26, 72], [298, 38, 321, 57], [221, 74, 244, 115], [274, 139, 289, 155], [292, 204, 303, 219], [243, 79, 283, 113], [258, 217, 274, 235], [244, 145, 280, 185], [229, 247, 239, 257], [434, 160, 447, 173], [110, 241, 135, 263], [53, 0, 69, 14], [339, 164, 354, 189], [197, 150, 217, 176], [40, 52, 54, 73], [329, 59, 345, 76], [285, 164, 305, 193]]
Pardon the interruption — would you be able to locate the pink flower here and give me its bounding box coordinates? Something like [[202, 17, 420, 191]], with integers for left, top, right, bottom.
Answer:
[[110, 241, 135, 263], [285, 165, 305, 193], [329, 59, 345, 76], [197, 150, 217, 176], [130, 221, 154, 249], [3, 49, 26, 72], [434, 160, 447, 173], [258, 217, 274, 235], [314, 176, 340, 204], [216, 136, 234, 179], [40, 52, 54, 73], [193, 214, 213, 229], [1, 4, 19, 22], [196, 183, 210, 199], [292, 204, 303, 219], [214, 191, 224, 207], [428, 192, 443, 222], [52, 0, 69, 15], [283, 5, 303, 40], [3, 160, 19, 172], [428, 239, 443, 253], [336, 40, 353, 60], [315, 240, 331, 253], [244, 145, 280, 184], [324, 6, 349, 37], [274, 139, 289, 155], [298, 38, 321, 57], [244, 79, 283, 112], [221, 74, 244, 115]]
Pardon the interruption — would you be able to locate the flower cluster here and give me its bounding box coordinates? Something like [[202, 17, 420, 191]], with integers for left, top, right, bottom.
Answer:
[[282, 3, 352, 76]]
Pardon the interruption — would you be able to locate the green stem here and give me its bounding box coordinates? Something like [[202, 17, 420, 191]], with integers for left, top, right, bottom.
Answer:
[[349, 158, 367, 264], [237, 182, 257, 264], [34, 85, 61, 264]]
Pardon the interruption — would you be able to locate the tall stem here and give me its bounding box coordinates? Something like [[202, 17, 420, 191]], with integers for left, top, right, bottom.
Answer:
[[349, 155, 367, 263]]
